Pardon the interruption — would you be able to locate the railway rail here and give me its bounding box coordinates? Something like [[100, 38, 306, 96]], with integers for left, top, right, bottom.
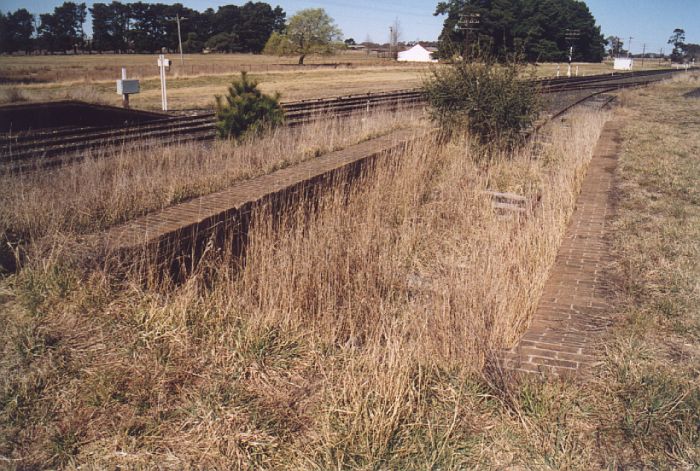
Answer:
[[0, 67, 692, 173]]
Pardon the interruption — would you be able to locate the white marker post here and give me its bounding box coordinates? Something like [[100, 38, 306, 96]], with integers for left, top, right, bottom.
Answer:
[[158, 54, 170, 111], [121, 68, 127, 107]]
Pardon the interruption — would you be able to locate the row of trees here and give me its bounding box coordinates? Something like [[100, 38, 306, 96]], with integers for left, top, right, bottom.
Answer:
[[434, 0, 606, 62], [0, 1, 286, 54], [0, 9, 34, 54]]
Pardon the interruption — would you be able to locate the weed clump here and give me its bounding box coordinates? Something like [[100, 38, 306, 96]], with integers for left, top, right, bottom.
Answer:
[[423, 54, 540, 150], [0, 87, 28, 103], [215, 72, 284, 140]]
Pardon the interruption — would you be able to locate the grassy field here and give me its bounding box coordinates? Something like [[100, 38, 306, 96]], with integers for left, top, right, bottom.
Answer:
[[0, 53, 674, 110], [0, 51, 399, 82], [0, 74, 697, 468]]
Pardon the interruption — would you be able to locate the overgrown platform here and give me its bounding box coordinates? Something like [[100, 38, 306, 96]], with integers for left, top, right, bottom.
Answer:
[[503, 119, 624, 375]]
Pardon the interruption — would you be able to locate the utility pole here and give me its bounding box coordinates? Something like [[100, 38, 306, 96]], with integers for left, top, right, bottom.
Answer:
[[659, 48, 664, 65], [641, 43, 646, 67], [457, 12, 480, 60], [389, 26, 393, 58], [565, 29, 580, 77], [175, 13, 187, 66]]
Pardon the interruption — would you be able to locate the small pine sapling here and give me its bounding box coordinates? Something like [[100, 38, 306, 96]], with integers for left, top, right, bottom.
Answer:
[[215, 72, 284, 140]]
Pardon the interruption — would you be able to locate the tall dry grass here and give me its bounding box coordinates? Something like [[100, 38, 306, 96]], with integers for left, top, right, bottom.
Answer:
[[0, 108, 423, 243], [0, 106, 609, 467]]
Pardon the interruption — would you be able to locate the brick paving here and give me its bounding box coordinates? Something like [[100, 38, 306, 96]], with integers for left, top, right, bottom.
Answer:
[[101, 128, 417, 256], [503, 119, 624, 376]]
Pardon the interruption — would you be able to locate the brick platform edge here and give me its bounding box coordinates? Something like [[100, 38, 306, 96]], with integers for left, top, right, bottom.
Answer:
[[96, 127, 418, 271], [502, 119, 624, 376]]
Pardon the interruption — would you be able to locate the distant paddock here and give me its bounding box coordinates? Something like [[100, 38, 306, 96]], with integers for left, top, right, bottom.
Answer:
[[0, 53, 672, 111]]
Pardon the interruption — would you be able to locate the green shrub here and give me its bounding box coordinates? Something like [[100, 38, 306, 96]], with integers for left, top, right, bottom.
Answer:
[[215, 72, 284, 140], [423, 54, 540, 150]]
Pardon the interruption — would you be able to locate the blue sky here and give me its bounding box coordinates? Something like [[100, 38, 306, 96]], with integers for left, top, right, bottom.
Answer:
[[3, 0, 699, 54]]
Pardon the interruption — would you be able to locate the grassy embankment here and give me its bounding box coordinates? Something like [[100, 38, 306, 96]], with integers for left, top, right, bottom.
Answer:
[[1, 76, 698, 468]]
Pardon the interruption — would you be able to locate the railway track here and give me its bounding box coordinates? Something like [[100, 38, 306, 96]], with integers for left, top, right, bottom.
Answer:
[[0, 67, 692, 173]]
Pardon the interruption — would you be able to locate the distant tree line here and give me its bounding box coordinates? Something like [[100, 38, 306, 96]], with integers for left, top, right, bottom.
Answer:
[[0, 9, 39, 53], [434, 0, 606, 62], [0, 1, 285, 54]]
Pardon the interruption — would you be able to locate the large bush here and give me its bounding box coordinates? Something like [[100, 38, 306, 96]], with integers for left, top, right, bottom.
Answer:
[[423, 55, 540, 149], [215, 72, 284, 140]]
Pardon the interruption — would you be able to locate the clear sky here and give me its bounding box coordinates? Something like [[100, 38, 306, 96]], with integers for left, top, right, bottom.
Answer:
[[3, 0, 699, 53]]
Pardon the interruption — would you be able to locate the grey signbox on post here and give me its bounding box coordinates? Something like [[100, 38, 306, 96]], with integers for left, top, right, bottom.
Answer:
[[117, 80, 140, 95], [116, 68, 140, 108]]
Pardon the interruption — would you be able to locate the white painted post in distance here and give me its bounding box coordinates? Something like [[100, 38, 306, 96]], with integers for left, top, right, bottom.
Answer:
[[158, 54, 168, 111], [121, 67, 129, 108], [176, 14, 187, 66]]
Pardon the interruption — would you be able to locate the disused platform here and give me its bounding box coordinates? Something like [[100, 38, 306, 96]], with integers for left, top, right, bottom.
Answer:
[[502, 120, 624, 376], [98, 127, 419, 273]]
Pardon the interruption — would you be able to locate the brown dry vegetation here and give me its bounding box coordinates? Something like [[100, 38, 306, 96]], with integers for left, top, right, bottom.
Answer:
[[0, 53, 671, 110], [0, 52, 429, 109], [0, 52, 399, 83], [1, 104, 606, 467], [1, 76, 698, 468], [0, 108, 422, 242], [0, 66, 428, 110]]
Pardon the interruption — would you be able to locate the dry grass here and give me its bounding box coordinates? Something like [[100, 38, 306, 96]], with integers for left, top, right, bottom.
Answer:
[[0, 98, 608, 467], [0, 107, 423, 242], [591, 74, 700, 466], [0, 53, 429, 110], [0, 53, 671, 110], [0, 66, 428, 110], [0, 51, 400, 83], [1, 76, 697, 468]]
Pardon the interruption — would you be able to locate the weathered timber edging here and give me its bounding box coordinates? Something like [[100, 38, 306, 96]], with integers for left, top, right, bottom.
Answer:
[[99, 127, 419, 273], [502, 119, 624, 376]]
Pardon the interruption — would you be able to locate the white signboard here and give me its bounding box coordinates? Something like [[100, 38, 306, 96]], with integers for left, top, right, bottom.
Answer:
[[614, 58, 634, 70], [157, 58, 172, 69]]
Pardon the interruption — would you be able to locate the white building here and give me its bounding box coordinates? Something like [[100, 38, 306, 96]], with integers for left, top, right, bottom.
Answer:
[[397, 44, 438, 63]]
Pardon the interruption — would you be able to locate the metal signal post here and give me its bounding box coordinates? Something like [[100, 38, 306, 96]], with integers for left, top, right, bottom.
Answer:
[[457, 12, 480, 59], [565, 29, 580, 77]]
